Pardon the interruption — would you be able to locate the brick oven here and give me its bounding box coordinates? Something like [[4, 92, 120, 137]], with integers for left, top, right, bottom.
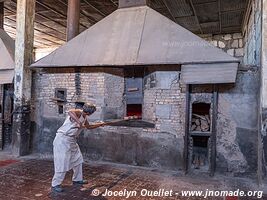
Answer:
[[29, 0, 260, 176]]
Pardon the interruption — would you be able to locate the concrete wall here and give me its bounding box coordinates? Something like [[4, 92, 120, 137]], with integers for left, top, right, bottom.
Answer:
[[217, 68, 259, 175]]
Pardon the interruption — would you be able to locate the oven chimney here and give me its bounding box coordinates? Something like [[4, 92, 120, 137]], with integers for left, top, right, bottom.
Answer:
[[119, 0, 150, 8]]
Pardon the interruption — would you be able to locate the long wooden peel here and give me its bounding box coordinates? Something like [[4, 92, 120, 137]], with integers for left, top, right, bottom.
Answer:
[[70, 115, 141, 129], [102, 116, 140, 126]]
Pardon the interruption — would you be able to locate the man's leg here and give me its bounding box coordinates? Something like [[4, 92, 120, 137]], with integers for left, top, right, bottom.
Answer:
[[72, 163, 83, 182], [72, 164, 88, 184], [52, 171, 66, 187]]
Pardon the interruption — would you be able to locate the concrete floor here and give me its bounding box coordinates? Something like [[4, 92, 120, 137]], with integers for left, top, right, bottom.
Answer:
[[0, 152, 266, 200]]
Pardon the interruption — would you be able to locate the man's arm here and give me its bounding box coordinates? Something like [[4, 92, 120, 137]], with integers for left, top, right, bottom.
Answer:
[[82, 118, 105, 129], [68, 109, 82, 126]]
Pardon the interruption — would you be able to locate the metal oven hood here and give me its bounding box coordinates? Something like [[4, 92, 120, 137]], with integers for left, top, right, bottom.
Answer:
[[31, 0, 239, 84], [0, 29, 15, 84]]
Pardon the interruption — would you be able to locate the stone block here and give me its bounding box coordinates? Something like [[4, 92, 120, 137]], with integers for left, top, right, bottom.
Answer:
[[223, 34, 232, 40], [227, 49, 234, 56], [239, 39, 243, 48], [218, 41, 226, 48], [156, 105, 171, 119], [210, 40, 217, 47], [231, 40, 239, 48], [233, 33, 242, 39], [235, 48, 244, 57]]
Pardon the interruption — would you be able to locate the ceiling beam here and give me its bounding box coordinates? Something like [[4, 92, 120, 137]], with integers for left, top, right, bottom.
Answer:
[[4, 6, 66, 37], [4, 20, 64, 46], [83, 0, 106, 17], [161, 0, 177, 22], [58, 0, 96, 25], [5, 16, 65, 42], [218, 0, 222, 33], [9, 0, 68, 33], [189, 0, 203, 34], [109, 0, 118, 7], [36, 0, 88, 29], [4, 25, 54, 50]]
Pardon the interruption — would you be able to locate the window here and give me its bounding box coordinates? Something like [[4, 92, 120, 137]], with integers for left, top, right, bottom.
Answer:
[[55, 88, 67, 114], [55, 88, 67, 101]]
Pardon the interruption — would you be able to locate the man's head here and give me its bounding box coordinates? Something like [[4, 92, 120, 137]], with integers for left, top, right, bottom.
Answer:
[[82, 103, 96, 115]]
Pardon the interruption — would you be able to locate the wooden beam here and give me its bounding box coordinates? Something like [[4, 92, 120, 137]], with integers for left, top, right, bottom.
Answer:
[[36, 0, 87, 29], [183, 84, 191, 174], [189, 0, 203, 34], [12, 0, 36, 156], [4, 17, 65, 44], [109, 0, 118, 7], [83, 0, 106, 17], [4, 6, 66, 36], [161, 0, 177, 22], [9, 0, 68, 35], [218, 0, 222, 33], [210, 84, 218, 176], [4, 24, 62, 46]]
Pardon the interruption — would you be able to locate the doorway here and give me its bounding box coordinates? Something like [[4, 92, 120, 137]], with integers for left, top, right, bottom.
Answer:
[[1, 84, 14, 149]]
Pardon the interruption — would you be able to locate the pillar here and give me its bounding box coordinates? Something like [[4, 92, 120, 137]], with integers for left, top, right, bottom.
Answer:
[[260, 0, 267, 184], [0, 2, 4, 150], [12, 0, 35, 156], [0, 2, 4, 29], [119, 0, 149, 8], [67, 0, 82, 98], [67, 0, 80, 41]]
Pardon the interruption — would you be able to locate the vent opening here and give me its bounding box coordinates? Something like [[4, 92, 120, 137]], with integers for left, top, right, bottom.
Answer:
[[192, 136, 209, 170], [127, 104, 142, 118]]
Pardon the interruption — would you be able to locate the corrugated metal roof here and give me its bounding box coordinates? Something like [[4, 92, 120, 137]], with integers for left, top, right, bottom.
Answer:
[[31, 6, 238, 68]]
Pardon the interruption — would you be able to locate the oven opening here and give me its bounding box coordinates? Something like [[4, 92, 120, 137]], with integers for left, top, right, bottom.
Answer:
[[191, 103, 211, 132], [127, 104, 142, 118], [192, 136, 209, 170]]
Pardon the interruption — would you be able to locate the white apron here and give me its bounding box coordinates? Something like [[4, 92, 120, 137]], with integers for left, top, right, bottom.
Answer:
[[53, 114, 86, 173]]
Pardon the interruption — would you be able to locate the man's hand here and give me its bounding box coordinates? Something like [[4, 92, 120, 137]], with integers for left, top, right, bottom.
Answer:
[[82, 122, 106, 129]]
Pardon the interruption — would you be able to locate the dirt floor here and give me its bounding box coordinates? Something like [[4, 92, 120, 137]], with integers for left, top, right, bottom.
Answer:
[[0, 152, 266, 200]]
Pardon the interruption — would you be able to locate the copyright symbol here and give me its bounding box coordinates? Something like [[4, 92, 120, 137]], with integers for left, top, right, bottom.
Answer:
[[91, 189, 100, 196]]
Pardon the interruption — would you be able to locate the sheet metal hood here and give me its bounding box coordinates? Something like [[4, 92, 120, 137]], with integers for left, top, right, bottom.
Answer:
[[0, 29, 15, 84], [31, 0, 239, 84]]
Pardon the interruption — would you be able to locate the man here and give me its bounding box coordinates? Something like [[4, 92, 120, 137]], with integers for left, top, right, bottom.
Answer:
[[51, 103, 104, 192]]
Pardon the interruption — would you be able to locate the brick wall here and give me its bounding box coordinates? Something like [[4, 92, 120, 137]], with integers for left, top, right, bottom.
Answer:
[[33, 67, 186, 136], [143, 67, 186, 137]]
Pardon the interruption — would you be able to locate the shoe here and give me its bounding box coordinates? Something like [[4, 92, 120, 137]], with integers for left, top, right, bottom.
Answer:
[[51, 185, 64, 193], [73, 180, 88, 185]]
